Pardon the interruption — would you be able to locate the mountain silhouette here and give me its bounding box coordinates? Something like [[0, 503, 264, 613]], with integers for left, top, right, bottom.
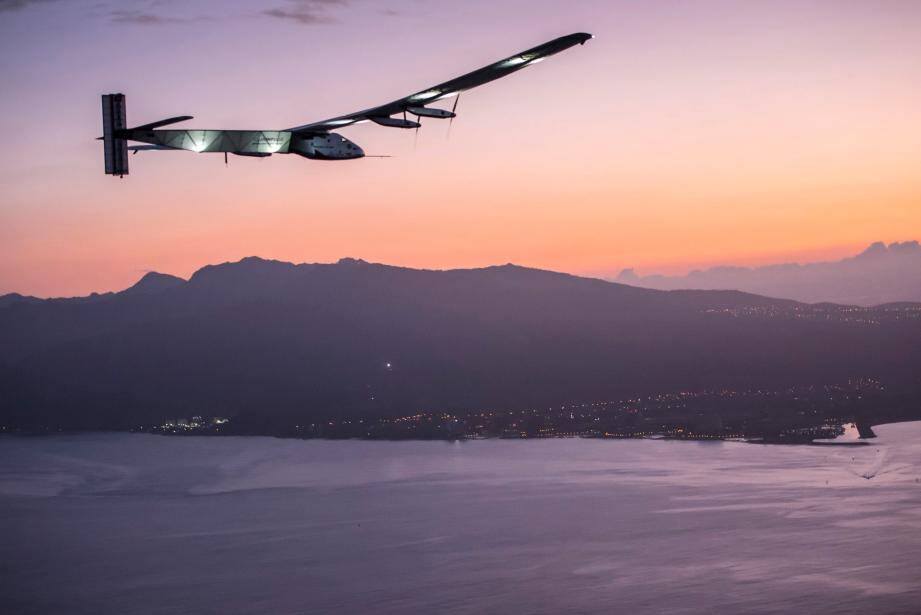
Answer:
[[616, 241, 921, 306], [1, 257, 919, 431], [120, 271, 185, 297]]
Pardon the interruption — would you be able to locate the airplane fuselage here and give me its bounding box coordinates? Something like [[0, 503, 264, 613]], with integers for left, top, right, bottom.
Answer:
[[123, 128, 364, 160]]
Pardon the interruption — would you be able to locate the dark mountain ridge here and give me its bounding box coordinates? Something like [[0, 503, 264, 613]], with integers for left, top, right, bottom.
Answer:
[[2, 257, 919, 431], [120, 271, 185, 297]]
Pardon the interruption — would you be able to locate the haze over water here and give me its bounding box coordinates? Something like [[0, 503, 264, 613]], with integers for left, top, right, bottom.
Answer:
[[2, 423, 920, 614]]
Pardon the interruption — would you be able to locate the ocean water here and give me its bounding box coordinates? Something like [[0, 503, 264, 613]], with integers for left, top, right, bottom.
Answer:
[[1, 423, 920, 614]]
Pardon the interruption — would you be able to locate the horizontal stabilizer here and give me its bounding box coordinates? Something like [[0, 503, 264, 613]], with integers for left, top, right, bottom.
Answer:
[[130, 116, 194, 131], [128, 145, 178, 153]]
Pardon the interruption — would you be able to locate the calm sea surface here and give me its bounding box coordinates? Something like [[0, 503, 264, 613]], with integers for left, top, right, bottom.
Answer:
[[2, 423, 921, 614]]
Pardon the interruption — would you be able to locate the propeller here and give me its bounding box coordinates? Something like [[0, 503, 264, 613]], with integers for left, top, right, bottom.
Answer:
[[405, 109, 421, 150], [447, 93, 460, 140]]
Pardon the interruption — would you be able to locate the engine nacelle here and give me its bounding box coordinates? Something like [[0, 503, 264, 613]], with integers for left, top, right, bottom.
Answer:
[[369, 116, 421, 129], [291, 133, 364, 160], [406, 106, 455, 119]]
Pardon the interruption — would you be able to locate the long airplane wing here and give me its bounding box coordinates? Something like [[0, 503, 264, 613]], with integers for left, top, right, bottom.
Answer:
[[286, 32, 592, 134]]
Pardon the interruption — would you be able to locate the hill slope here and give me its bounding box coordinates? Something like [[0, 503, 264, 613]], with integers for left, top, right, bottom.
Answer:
[[2, 257, 919, 430]]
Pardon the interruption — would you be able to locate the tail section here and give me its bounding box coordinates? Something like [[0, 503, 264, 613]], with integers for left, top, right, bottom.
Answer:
[[101, 93, 128, 177]]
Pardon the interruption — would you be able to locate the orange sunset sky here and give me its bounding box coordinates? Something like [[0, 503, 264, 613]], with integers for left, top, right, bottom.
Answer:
[[1, 0, 919, 297]]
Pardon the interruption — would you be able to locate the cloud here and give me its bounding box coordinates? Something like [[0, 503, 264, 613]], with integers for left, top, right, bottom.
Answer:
[[262, 0, 350, 25], [108, 8, 185, 25], [613, 241, 921, 306], [0, 0, 371, 26], [105, 1, 214, 26], [0, 0, 179, 24], [0, 0, 60, 13]]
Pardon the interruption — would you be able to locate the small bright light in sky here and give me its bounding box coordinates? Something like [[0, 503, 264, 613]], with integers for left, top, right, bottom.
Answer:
[[498, 56, 528, 68], [409, 89, 442, 102]]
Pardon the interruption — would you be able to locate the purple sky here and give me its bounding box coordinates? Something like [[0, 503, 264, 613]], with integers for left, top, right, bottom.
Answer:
[[2, 0, 920, 296]]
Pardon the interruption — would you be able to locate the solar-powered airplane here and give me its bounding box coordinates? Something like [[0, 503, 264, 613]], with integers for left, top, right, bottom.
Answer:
[[101, 32, 592, 177]]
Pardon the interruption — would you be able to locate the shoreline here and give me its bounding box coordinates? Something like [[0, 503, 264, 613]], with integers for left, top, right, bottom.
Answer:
[[0, 426, 889, 446]]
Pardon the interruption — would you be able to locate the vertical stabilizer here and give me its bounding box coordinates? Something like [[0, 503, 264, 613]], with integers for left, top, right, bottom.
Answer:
[[101, 93, 128, 176]]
